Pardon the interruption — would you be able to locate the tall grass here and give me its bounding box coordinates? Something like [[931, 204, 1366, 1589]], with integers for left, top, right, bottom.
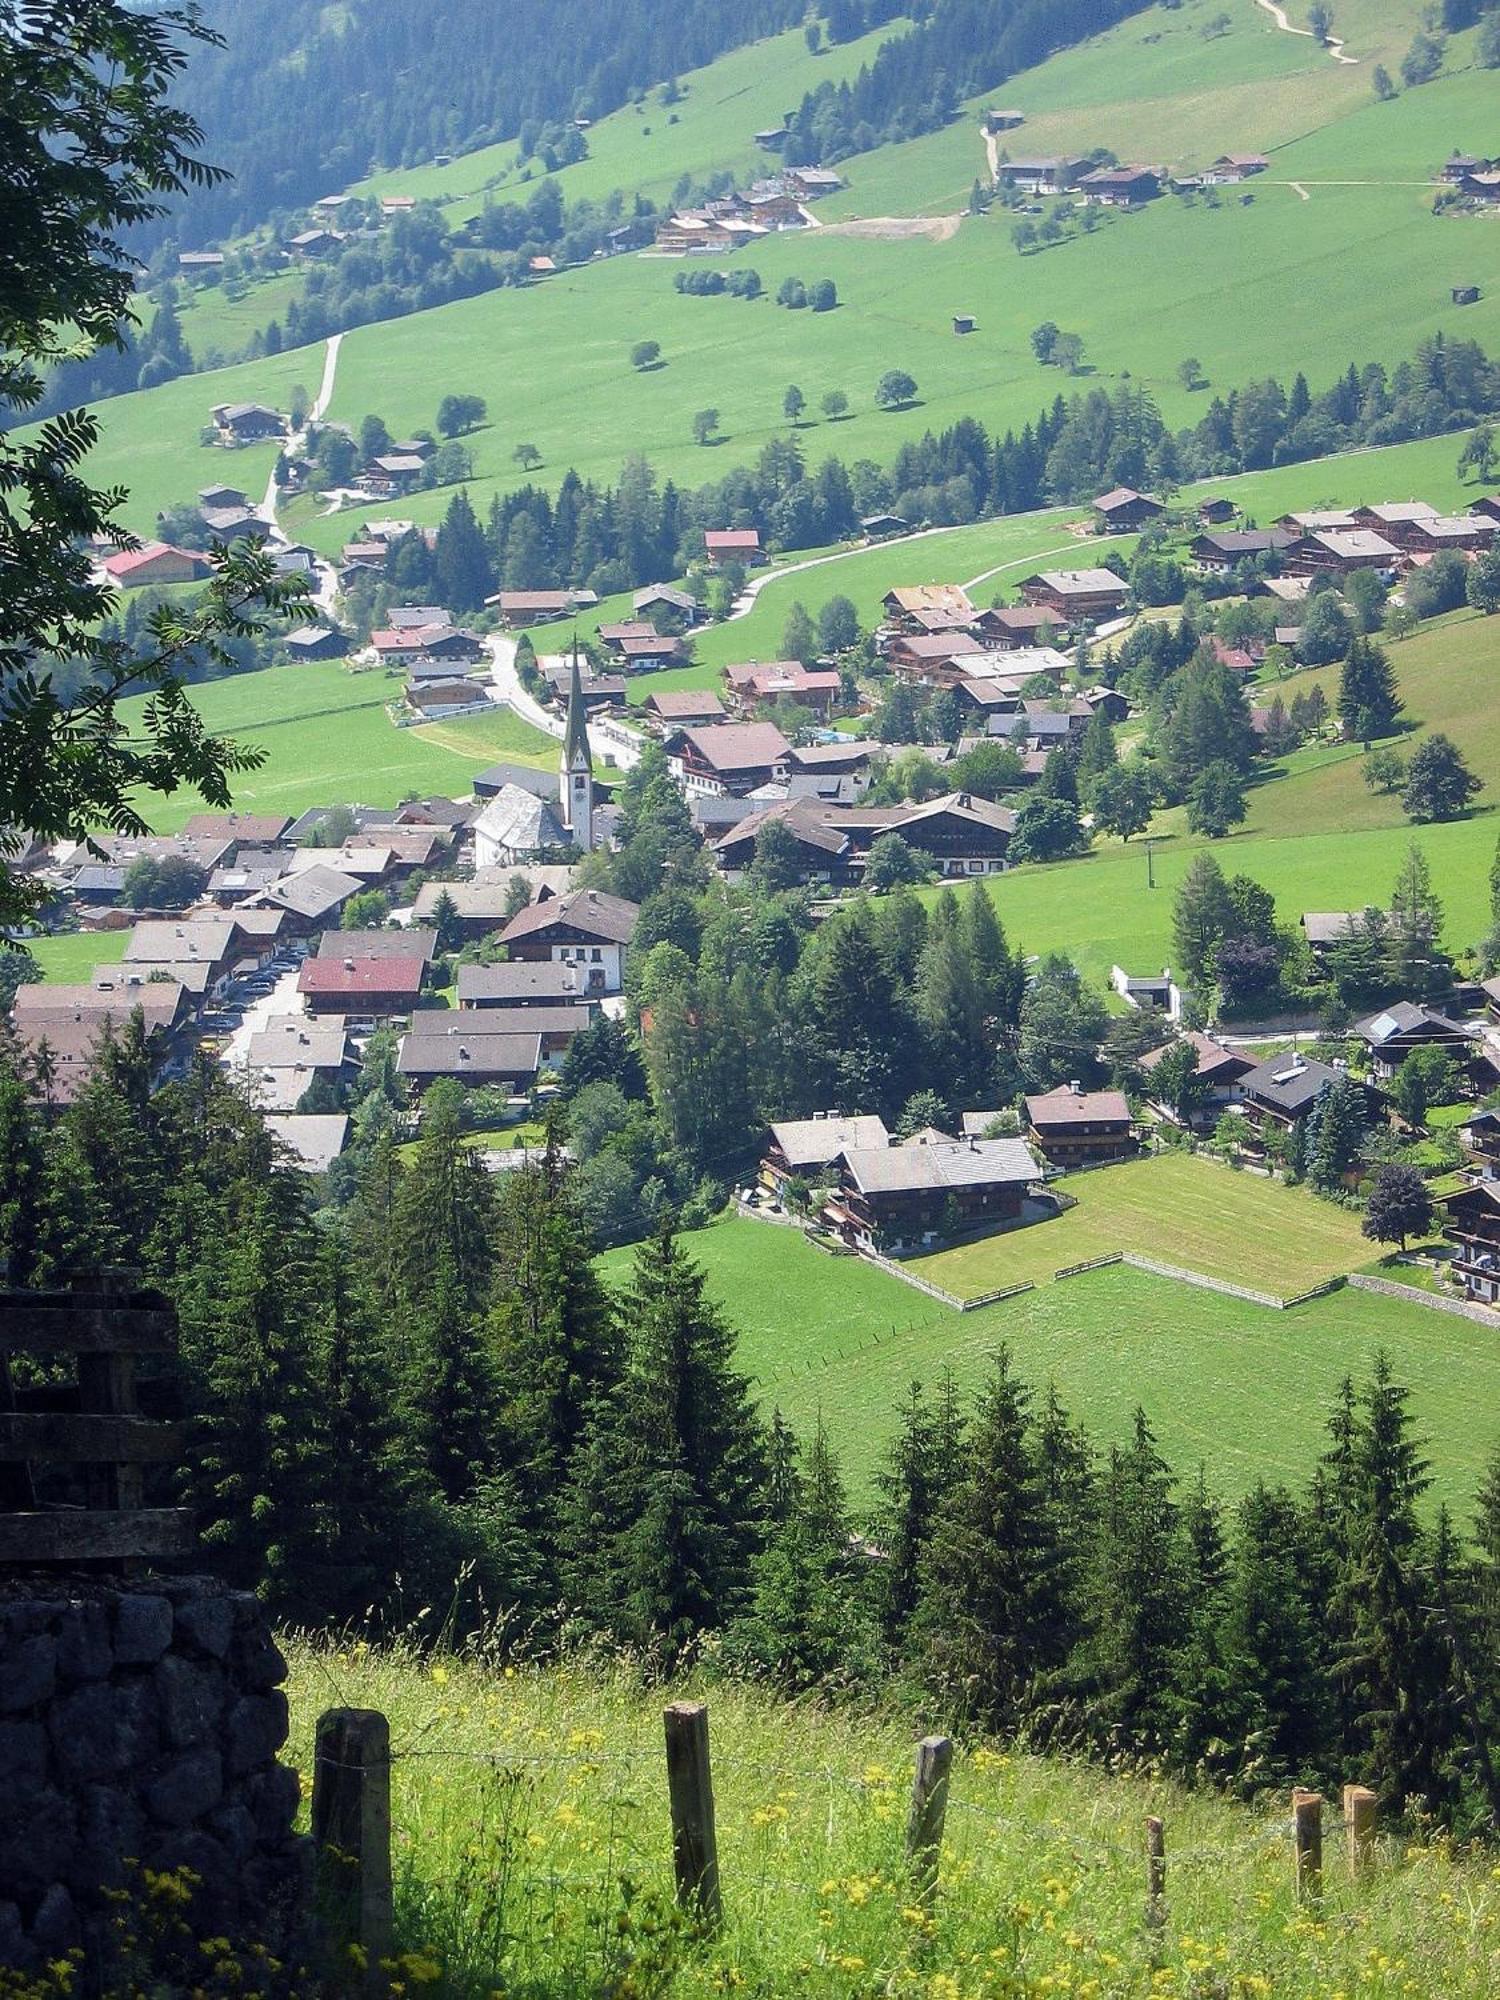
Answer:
[[284, 1634, 1500, 1997]]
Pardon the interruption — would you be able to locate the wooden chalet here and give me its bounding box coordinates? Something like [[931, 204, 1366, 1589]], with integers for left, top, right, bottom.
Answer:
[[297, 953, 426, 1017], [1352, 1001, 1476, 1084], [1283, 530, 1400, 576], [822, 1133, 1042, 1256], [1024, 1085, 1136, 1169], [497, 886, 639, 994], [1017, 569, 1128, 623], [881, 584, 976, 637], [1441, 1179, 1500, 1307], [665, 721, 792, 797], [1139, 1032, 1255, 1130], [704, 528, 763, 567], [1091, 487, 1164, 532], [760, 1113, 891, 1199], [1189, 528, 1295, 572]]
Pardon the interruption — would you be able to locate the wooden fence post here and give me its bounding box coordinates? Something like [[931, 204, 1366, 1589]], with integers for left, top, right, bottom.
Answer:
[[1292, 1788, 1323, 1904], [905, 1735, 953, 1903], [664, 1700, 721, 1926], [312, 1708, 393, 1989], [1343, 1784, 1378, 1879], [1144, 1815, 1167, 1937]]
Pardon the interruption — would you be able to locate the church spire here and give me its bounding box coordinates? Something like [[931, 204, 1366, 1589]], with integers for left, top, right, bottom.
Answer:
[[562, 635, 591, 774]]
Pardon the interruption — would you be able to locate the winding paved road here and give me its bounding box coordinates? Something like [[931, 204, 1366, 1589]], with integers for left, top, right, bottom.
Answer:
[[1253, 0, 1357, 64]]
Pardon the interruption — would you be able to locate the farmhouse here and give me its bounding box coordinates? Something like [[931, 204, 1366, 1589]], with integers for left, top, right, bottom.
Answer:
[[634, 584, 704, 625], [784, 165, 844, 200], [101, 542, 212, 588], [822, 1133, 1042, 1256], [1284, 530, 1401, 577], [1301, 910, 1360, 956], [760, 1113, 891, 1198], [1197, 497, 1238, 525], [995, 156, 1088, 194], [1462, 1107, 1500, 1174], [980, 604, 1063, 647], [283, 625, 348, 662], [287, 228, 342, 258], [642, 689, 727, 731], [456, 961, 592, 1009], [1238, 1052, 1358, 1138], [718, 790, 1015, 886], [1025, 1084, 1136, 1168], [365, 454, 427, 496], [1353, 501, 1440, 548], [714, 800, 855, 885], [297, 954, 426, 1017], [487, 589, 579, 626], [497, 886, 640, 995], [1190, 528, 1295, 571], [881, 584, 976, 636], [1077, 165, 1160, 207], [1352, 1001, 1474, 1083], [666, 721, 792, 797], [407, 678, 492, 721], [704, 528, 764, 566], [1206, 154, 1268, 182], [182, 811, 291, 850], [447, 1002, 591, 1060], [1440, 1179, 1500, 1306], [887, 631, 997, 682], [724, 662, 841, 716], [212, 402, 285, 445], [1276, 509, 1358, 533], [396, 1026, 542, 1094], [1408, 515, 1495, 555], [1140, 1032, 1255, 1128], [1018, 569, 1129, 622], [1092, 487, 1163, 532]]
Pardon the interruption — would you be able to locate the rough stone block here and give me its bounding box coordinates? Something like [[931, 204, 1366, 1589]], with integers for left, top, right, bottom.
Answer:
[[56, 1602, 113, 1684], [0, 1902, 32, 1975], [0, 1633, 56, 1714], [207, 1801, 258, 1865], [74, 1784, 147, 1892], [0, 1789, 77, 1896], [155, 1655, 225, 1750], [174, 1593, 235, 1660], [51, 1677, 159, 1784], [244, 1759, 302, 1842], [144, 1747, 223, 1827], [31, 1883, 80, 1955], [0, 1717, 49, 1799], [113, 1593, 173, 1665], [226, 1689, 289, 1775], [230, 1618, 287, 1692]]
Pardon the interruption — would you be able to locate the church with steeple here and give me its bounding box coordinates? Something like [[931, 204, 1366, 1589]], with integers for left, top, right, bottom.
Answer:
[[559, 639, 595, 852]]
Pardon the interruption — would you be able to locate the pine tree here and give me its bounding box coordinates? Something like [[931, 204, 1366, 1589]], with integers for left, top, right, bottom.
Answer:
[[916, 1349, 1077, 1727], [1223, 1485, 1334, 1785], [434, 487, 494, 612], [876, 1376, 965, 1645], [1337, 636, 1403, 743], [1307, 1076, 1367, 1194]]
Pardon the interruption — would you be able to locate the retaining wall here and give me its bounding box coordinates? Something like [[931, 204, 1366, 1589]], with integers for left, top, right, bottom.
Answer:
[[0, 1575, 308, 1975], [1349, 1271, 1500, 1328]]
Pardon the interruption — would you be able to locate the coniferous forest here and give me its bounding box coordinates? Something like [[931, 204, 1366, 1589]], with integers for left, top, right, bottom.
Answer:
[[4, 1025, 1500, 1837]]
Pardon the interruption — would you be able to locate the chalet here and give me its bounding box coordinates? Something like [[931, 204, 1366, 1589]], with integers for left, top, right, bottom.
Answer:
[[244, 1017, 357, 1081], [784, 166, 844, 201], [297, 953, 426, 1017], [704, 528, 764, 567], [1190, 528, 1295, 571], [887, 631, 996, 682], [984, 109, 1026, 133], [1016, 701, 1088, 750], [1017, 569, 1128, 623], [724, 662, 841, 716], [456, 961, 592, 1009], [613, 632, 683, 672], [446, 1002, 590, 1060], [1352, 1001, 1474, 1084], [666, 721, 792, 797], [486, 589, 577, 626], [1462, 1107, 1500, 1175], [881, 583, 976, 636], [396, 1026, 542, 1094], [178, 251, 224, 274], [1352, 501, 1439, 548], [634, 584, 704, 625], [258, 864, 363, 932], [714, 800, 856, 886], [287, 228, 341, 258], [1079, 685, 1131, 724], [409, 865, 573, 938], [1140, 1032, 1256, 1128], [283, 625, 348, 662], [979, 604, 1063, 647], [199, 503, 263, 539], [1238, 1052, 1356, 1137], [1078, 165, 1161, 207], [473, 786, 572, 868], [823, 1133, 1042, 1256], [1442, 154, 1488, 183], [995, 156, 1087, 195], [364, 453, 427, 496], [1473, 496, 1500, 526], [539, 665, 626, 714], [1206, 154, 1268, 182], [407, 678, 491, 720], [373, 622, 486, 668], [1283, 529, 1400, 577], [655, 212, 753, 254], [1092, 487, 1164, 532], [182, 811, 290, 850], [955, 678, 1025, 722], [265, 1115, 349, 1175], [1275, 508, 1358, 534], [1025, 1084, 1136, 1168], [1198, 497, 1238, 525], [745, 187, 807, 229], [13, 977, 190, 1040], [1301, 911, 1360, 957], [212, 402, 285, 445], [198, 484, 246, 510], [789, 739, 878, 780], [760, 1114, 891, 1199], [642, 689, 727, 732], [1408, 514, 1495, 555], [101, 542, 212, 588], [380, 195, 416, 216], [1440, 1178, 1500, 1305], [861, 513, 909, 539], [497, 886, 639, 995], [1204, 636, 1258, 676]]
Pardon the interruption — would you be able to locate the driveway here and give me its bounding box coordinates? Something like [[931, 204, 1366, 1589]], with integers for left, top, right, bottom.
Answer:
[[220, 966, 305, 1070]]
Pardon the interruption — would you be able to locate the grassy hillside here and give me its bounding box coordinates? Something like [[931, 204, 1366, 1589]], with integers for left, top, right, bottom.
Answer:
[[598, 1212, 1500, 1510], [280, 1640, 1500, 1997], [109, 661, 553, 833]]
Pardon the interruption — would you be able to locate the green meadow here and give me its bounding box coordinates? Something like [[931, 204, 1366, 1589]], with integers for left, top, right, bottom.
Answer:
[[598, 1213, 1500, 1510], [110, 660, 553, 834], [28, 931, 128, 985]]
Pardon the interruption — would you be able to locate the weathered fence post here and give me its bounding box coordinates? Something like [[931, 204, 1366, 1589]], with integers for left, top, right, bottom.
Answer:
[[1144, 1815, 1167, 1937], [905, 1735, 953, 1903], [312, 1708, 393, 1989], [664, 1700, 722, 1926], [1292, 1788, 1323, 1903], [1343, 1784, 1378, 1879]]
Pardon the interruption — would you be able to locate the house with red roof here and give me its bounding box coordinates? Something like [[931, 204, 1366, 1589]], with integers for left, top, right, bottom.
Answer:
[[101, 543, 212, 588]]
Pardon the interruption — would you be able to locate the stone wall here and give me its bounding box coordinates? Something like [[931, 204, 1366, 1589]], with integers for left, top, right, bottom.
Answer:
[[0, 1575, 308, 1976]]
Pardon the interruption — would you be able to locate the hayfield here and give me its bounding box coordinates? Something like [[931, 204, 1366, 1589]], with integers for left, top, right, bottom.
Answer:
[[598, 1212, 1500, 1511], [280, 1639, 1500, 2000], [27, 931, 128, 986], [111, 660, 553, 833], [910, 1151, 1373, 1301]]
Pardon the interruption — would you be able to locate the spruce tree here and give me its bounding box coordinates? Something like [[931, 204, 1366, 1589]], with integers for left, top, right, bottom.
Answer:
[[1337, 636, 1403, 743], [876, 1376, 966, 1645], [1307, 1076, 1367, 1194], [1222, 1484, 1334, 1784], [916, 1350, 1077, 1728]]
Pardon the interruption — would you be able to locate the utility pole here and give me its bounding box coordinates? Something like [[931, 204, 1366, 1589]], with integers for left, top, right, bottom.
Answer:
[[1145, 836, 1157, 890]]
